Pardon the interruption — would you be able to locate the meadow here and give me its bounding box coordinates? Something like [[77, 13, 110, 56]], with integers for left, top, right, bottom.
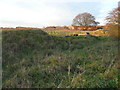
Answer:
[[2, 29, 119, 88]]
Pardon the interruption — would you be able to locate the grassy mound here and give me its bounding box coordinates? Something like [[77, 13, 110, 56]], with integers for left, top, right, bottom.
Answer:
[[2, 29, 119, 88]]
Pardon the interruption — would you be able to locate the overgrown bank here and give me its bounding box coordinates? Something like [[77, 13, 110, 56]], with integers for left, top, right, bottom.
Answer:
[[2, 29, 119, 88]]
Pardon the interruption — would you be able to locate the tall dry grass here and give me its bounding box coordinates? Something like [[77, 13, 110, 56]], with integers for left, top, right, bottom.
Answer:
[[107, 24, 119, 38]]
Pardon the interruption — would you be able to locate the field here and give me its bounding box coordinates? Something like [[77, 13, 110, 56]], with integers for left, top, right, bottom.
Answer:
[[2, 29, 119, 88], [43, 29, 109, 36]]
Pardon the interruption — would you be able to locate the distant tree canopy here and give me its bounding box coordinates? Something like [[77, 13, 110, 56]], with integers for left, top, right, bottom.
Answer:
[[106, 7, 120, 38], [72, 12, 99, 26]]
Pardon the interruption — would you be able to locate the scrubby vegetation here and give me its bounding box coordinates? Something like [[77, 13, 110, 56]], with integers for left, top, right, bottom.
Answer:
[[107, 24, 119, 38], [106, 7, 120, 38], [2, 29, 119, 88]]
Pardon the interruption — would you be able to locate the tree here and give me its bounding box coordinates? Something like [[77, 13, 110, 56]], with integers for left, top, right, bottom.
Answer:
[[106, 7, 120, 38], [72, 12, 99, 28], [106, 7, 120, 25]]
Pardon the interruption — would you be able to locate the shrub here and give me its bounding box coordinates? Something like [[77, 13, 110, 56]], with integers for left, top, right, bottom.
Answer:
[[107, 24, 119, 38]]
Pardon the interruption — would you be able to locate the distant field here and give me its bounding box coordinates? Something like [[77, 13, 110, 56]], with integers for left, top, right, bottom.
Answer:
[[43, 29, 109, 36], [2, 28, 109, 36], [2, 29, 119, 88]]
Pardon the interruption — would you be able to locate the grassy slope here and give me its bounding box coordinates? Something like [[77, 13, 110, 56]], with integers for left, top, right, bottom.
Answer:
[[2, 29, 119, 88]]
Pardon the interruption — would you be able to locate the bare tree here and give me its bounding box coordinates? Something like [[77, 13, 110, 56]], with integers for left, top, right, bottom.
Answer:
[[106, 7, 120, 37], [106, 7, 120, 25], [72, 12, 99, 27]]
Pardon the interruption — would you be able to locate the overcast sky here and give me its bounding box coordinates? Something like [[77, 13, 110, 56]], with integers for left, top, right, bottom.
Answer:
[[0, 0, 119, 28]]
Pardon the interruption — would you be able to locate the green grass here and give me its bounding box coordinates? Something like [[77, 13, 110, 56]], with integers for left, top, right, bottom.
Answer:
[[2, 29, 119, 88]]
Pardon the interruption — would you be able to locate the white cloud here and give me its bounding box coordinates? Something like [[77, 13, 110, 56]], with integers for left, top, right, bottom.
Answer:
[[0, 0, 119, 27], [0, 0, 74, 27]]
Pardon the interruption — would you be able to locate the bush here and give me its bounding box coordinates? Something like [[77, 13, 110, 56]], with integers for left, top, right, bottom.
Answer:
[[107, 24, 119, 38]]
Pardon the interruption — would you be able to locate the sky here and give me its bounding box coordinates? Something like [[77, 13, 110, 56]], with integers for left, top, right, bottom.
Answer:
[[0, 0, 119, 28]]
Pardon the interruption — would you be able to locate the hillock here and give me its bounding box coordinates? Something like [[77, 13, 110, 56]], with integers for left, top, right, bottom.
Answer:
[[2, 29, 119, 88]]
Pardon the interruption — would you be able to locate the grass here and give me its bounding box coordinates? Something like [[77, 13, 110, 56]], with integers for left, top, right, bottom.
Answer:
[[2, 29, 119, 88]]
